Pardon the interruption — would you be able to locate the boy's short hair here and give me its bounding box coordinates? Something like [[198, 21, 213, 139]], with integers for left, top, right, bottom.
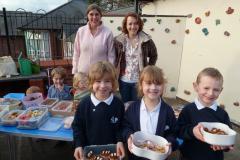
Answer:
[[88, 61, 118, 92], [26, 86, 41, 95], [73, 72, 88, 89], [196, 67, 223, 84], [51, 67, 67, 79], [137, 65, 166, 97]]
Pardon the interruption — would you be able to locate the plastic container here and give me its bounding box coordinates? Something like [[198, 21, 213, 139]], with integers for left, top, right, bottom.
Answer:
[[0, 110, 24, 126], [50, 101, 74, 117], [132, 131, 169, 160], [4, 93, 25, 101], [0, 106, 8, 119], [17, 107, 49, 129], [18, 52, 32, 76], [84, 144, 117, 160], [31, 63, 40, 74], [22, 93, 44, 109], [200, 122, 237, 146], [0, 98, 22, 111], [40, 98, 59, 109], [39, 117, 63, 132]]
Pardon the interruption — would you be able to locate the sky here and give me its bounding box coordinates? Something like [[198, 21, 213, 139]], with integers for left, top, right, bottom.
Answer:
[[0, 0, 68, 12]]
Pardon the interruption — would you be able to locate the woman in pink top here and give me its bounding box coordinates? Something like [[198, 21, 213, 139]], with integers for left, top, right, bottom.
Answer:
[[72, 4, 115, 74]]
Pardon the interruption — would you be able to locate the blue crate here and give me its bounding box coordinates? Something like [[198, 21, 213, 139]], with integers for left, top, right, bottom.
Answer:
[[3, 93, 25, 100]]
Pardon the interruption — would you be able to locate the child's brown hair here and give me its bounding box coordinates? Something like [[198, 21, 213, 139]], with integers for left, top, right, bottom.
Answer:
[[196, 67, 223, 84], [137, 65, 166, 97], [26, 86, 41, 95], [88, 61, 118, 92], [51, 67, 67, 79], [73, 72, 88, 89]]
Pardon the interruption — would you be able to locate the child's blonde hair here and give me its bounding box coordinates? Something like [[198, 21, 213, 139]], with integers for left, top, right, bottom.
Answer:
[[51, 67, 67, 79], [26, 86, 41, 95], [73, 72, 88, 89], [137, 65, 166, 97], [196, 67, 223, 84], [88, 61, 118, 92]]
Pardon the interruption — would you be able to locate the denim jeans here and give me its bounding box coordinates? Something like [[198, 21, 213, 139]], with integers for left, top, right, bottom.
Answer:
[[119, 80, 138, 103]]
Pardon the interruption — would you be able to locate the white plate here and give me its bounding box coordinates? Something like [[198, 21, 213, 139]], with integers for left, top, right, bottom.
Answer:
[[200, 122, 237, 146], [132, 131, 169, 160]]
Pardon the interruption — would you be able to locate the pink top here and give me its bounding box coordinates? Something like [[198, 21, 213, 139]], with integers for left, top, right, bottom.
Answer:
[[72, 23, 115, 74]]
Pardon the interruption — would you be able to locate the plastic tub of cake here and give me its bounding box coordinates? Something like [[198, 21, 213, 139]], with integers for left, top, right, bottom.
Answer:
[[200, 122, 237, 146], [132, 131, 169, 160], [0, 110, 24, 126], [0, 106, 8, 120], [17, 107, 49, 129], [0, 98, 22, 111], [22, 93, 44, 109], [40, 98, 58, 109], [50, 101, 74, 117], [84, 144, 118, 160]]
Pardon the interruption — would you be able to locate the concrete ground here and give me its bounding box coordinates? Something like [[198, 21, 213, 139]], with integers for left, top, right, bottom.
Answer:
[[0, 98, 239, 160]]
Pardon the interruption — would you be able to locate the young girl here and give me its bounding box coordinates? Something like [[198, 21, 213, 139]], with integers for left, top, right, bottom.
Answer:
[[72, 61, 125, 160], [47, 67, 72, 100], [72, 72, 90, 101], [122, 65, 178, 159]]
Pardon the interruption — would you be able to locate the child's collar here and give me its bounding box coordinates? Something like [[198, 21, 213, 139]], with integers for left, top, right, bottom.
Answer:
[[90, 93, 113, 106], [194, 98, 217, 111]]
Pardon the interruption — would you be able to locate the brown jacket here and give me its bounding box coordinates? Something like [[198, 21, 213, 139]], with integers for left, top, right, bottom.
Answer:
[[114, 31, 158, 77]]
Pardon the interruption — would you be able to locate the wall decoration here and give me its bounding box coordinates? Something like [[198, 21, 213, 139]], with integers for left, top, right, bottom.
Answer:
[[233, 102, 239, 107], [170, 87, 176, 92], [142, 18, 147, 23], [156, 19, 162, 24], [195, 17, 201, 24], [110, 20, 114, 23], [184, 90, 191, 95], [150, 28, 154, 31], [171, 40, 176, 44], [202, 28, 209, 36], [117, 26, 122, 31], [205, 11, 210, 17], [176, 19, 181, 23], [224, 31, 230, 36], [226, 7, 234, 14], [215, 19, 221, 26], [165, 28, 170, 33], [187, 14, 192, 18], [185, 29, 190, 34]]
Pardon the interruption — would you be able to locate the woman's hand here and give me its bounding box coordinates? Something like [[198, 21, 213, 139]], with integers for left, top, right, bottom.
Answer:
[[193, 123, 204, 142], [127, 134, 133, 153], [116, 142, 125, 159], [74, 147, 84, 160]]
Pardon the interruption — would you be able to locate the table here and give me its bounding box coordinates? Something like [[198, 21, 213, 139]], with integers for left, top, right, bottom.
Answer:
[[0, 119, 73, 160]]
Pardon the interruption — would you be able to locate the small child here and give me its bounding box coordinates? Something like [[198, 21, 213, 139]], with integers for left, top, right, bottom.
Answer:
[[176, 67, 233, 160], [72, 72, 90, 101], [26, 86, 41, 95], [123, 66, 178, 159], [47, 67, 72, 100], [72, 61, 125, 160]]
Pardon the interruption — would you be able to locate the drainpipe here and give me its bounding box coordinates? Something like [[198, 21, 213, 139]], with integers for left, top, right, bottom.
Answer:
[[135, 0, 139, 14], [3, 7, 11, 55]]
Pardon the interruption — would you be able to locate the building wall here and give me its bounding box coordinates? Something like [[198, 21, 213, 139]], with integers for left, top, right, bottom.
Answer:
[[142, 0, 240, 123]]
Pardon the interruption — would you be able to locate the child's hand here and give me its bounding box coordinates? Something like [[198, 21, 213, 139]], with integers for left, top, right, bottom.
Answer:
[[127, 134, 133, 153], [116, 142, 125, 159], [211, 145, 234, 151], [193, 123, 204, 142], [166, 143, 172, 156], [74, 147, 84, 160]]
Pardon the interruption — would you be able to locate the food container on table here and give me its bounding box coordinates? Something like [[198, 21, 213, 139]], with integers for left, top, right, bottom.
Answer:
[[0, 110, 24, 126], [50, 101, 74, 117], [132, 131, 169, 160], [40, 98, 58, 109], [0, 106, 8, 119], [22, 93, 44, 109], [200, 122, 237, 146], [84, 144, 118, 160], [17, 107, 49, 129], [0, 98, 22, 110]]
